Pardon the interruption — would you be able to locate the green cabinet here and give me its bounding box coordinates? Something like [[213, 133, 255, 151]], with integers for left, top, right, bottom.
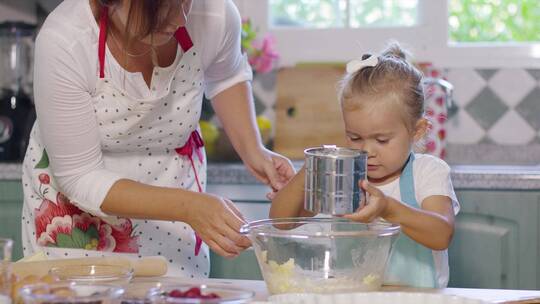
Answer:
[[210, 249, 262, 280], [448, 189, 540, 290], [206, 184, 268, 281], [0, 180, 24, 260]]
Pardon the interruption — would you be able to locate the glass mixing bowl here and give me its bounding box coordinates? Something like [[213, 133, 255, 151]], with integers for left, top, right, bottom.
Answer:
[[240, 217, 400, 295]]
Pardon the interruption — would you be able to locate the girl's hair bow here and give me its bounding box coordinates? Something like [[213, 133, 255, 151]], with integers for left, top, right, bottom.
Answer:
[[346, 53, 379, 74]]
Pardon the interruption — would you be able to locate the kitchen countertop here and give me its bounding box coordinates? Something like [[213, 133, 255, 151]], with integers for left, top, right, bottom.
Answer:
[[205, 162, 540, 190], [1, 162, 540, 190], [141, 277, 540, 303]]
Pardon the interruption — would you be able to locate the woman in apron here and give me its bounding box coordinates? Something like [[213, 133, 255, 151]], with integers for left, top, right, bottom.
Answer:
[[22, 0, 294, 277]]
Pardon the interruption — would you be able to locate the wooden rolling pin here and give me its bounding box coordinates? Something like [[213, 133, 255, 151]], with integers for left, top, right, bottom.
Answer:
[[11, 256, 167, 278]]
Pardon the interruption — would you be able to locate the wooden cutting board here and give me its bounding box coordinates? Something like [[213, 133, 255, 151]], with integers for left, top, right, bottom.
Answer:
[[273, 64, 348, 160]]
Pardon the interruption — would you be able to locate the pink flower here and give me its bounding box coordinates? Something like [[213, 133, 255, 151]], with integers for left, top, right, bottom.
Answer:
[[97, 224, 116, 252], [72, 212, 101, 233], [36, 215, 73, 246], [437, 113, 447, 124], [107, 218, 139, 253], [436, 97, 445, 107], [39, 173, 50, 185], [248, 36, 279, 74], [72, 213, 116, 251], [34, 192, 139, 253], [438, 129, 446, 140], [426, 107, 435, 117], [425, 140, 437, 152], [35, 193, 83, 238]]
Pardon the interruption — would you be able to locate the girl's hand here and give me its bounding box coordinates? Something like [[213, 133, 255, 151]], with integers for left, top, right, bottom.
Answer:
[[243, 146, 296, 193], [185, 193, 251, 258], [343, 180, 392, 223]]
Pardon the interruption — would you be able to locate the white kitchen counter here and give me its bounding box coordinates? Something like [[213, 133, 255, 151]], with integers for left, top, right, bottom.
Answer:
[[135, 277, 540, 303]]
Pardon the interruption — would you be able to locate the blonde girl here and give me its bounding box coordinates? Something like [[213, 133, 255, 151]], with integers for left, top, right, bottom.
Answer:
[[270, 42, 459, 288]]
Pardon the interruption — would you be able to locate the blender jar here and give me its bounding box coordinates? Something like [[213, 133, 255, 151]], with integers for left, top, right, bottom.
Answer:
[[0, 22, 36, 162]]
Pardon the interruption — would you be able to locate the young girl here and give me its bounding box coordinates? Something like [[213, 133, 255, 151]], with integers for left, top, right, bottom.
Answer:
[[270, 42, 459, 288]]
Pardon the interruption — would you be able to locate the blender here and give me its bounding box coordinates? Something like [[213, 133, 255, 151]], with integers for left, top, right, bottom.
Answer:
[[0, 21, 36, 162]]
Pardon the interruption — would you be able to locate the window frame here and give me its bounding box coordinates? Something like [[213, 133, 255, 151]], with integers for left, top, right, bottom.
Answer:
[[233, 0, 540, 68]]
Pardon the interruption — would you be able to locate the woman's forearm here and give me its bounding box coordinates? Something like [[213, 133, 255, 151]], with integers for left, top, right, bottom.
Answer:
[[101, 179, 251, 257], [384, 198, 454, 250], [101, 179, 204, 222], [211, 81, 263, 159]]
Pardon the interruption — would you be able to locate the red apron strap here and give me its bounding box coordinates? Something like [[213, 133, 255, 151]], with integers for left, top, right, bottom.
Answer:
[[99, 11, 193, 77], [174, 27, 194, 52], [175, 131, 205, 256], [98, 6, 108, 78]]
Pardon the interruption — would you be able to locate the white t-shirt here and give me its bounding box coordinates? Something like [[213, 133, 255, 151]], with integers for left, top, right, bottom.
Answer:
[[376, 153, 460, 288], [31, 0, 252, 211]]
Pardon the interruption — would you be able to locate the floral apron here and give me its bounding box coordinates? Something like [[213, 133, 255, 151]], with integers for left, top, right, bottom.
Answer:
[[21, 6, 209, 278]]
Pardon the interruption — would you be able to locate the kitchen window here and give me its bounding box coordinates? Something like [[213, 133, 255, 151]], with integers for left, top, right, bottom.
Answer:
[[269, 0, 418, 28], [233, 0, 540, 68], [449, 0, 540, 43]]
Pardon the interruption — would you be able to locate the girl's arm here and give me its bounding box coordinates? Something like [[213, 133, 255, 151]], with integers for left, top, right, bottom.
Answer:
[[269, 167, 316, 219], [386, 194, 454, 250], [344, 181, 454, 250]]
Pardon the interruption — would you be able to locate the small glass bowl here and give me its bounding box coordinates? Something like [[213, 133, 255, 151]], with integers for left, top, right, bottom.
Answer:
[[18, 282, 124, 304], [147, 284, 254, 304], [120, 281, 174, 304], [49, 265, 134, 285]]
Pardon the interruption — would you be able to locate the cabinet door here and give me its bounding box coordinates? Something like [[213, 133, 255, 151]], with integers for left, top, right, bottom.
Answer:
[[209, 249, 263, 280], [0, 181, 24, 260], [448, 190, 540, 290], [206, 184, 269, 280]]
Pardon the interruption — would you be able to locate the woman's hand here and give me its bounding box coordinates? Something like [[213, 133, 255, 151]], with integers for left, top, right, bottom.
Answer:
[[243, 146, 296, 194], [343, 180, 392, 223], [185, 193, 251, 258], [210, 82, 295, 193]]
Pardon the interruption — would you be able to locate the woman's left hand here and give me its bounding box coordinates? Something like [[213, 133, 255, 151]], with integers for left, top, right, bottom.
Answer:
[[242, 147, 295, 194], [210, 82, 295, 194]]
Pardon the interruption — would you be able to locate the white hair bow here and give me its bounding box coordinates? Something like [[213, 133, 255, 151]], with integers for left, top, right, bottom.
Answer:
[[346, 54, 379, 74]]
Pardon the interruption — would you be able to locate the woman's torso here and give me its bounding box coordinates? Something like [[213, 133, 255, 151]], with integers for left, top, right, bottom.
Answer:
[[20, 0, 225, 278]]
